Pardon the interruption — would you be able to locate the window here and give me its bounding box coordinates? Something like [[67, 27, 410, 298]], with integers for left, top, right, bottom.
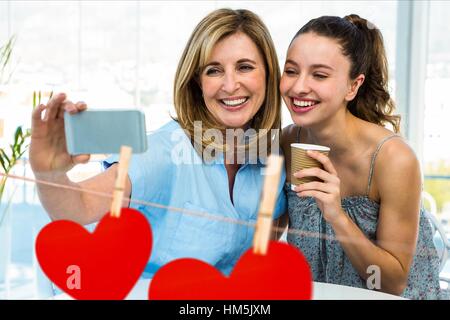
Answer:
[[424, 1, 450, 228], [0, 0, 399, 132], [2, 0, 450, 300]]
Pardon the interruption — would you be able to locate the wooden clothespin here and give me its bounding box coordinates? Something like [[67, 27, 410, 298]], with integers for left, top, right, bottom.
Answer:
[[110, 145, 132, 218], [253, 154, 284, 255]]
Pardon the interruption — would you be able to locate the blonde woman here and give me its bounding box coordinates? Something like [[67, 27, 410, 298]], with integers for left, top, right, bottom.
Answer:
[[29, 9, 286, 277]]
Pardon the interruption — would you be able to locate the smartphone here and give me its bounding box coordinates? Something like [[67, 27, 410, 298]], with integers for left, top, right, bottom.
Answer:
[[64, 109, 148, 155]]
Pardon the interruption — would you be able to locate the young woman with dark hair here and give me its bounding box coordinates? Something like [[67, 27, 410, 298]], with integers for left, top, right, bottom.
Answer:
[[281, 14, 441, 299]]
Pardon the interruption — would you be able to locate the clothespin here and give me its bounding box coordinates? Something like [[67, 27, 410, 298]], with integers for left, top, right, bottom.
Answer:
[[0, 118, 4, 138], [110, 145, 132, 218], [253, 154, 284, 255]]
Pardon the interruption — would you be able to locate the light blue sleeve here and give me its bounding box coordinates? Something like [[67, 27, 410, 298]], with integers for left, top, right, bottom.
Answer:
[[102, 131, 174, 208]]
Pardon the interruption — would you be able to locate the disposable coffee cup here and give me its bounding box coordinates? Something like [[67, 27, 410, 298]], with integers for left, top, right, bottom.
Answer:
[[291, 143, 330, 191]]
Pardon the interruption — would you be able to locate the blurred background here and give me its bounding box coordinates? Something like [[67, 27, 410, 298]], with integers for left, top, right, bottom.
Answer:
[[0, 0, 449, 299]]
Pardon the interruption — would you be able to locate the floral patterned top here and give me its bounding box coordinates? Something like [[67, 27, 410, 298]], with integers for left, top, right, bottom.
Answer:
[[287, 132, 442, 300]]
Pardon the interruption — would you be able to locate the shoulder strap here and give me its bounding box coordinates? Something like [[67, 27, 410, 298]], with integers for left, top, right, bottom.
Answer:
[[366, 134, 402, 196]]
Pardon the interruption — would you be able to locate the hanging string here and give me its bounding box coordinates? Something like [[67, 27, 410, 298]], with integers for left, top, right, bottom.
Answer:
[[0, 171, 436, 257]]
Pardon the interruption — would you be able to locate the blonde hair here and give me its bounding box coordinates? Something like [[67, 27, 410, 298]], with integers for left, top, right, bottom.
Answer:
[[173, 8, 281, 154]]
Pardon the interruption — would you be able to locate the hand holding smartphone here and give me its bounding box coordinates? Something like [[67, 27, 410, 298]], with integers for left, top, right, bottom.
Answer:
[[64, 109, 148, 155]]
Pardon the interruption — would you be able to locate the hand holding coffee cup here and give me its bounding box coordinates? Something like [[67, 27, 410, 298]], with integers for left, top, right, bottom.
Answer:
[[291, 143, 331, 191]]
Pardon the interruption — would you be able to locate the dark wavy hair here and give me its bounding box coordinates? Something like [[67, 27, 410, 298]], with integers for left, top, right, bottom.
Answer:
[[291, 14, 400, 132]]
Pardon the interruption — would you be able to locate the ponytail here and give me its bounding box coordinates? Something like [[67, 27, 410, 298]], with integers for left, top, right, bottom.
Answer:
[[344, 14, 400, 133]]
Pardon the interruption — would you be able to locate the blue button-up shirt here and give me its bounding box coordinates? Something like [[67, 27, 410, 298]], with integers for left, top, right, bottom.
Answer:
[[103, 120, 286, 277]]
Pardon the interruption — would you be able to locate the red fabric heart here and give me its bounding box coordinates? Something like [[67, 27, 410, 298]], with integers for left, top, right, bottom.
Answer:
[[36, 208, 152, 300], [148, 241, 312, 300]]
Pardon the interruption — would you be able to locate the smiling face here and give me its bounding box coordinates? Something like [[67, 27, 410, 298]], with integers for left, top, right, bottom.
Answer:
[[199, 32, 267, 129], [280, 32, 363, 128]]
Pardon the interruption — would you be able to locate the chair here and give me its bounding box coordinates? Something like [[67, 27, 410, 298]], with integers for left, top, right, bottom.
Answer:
[[422, 192, 450, 272], [422, 191, 450, 298]]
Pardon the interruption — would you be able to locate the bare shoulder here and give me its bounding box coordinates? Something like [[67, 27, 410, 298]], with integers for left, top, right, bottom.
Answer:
[[362, 122, 418, 170], [376, 134, 419, 173], [372, 130, 422, 198]]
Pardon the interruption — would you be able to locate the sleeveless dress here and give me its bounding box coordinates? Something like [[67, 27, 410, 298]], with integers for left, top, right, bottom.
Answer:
[[286, 128, 443, 299]]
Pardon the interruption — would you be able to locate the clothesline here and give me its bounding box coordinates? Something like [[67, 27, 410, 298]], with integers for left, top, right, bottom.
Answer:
[[0, 171, 435, 257]]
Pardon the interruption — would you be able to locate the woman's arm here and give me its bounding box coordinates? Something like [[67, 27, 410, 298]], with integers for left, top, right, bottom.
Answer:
[[294, 139, 421, 295], [35, 165, 131, 225], [331, 140, 420, 295], [30, 93, 131, 225]]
